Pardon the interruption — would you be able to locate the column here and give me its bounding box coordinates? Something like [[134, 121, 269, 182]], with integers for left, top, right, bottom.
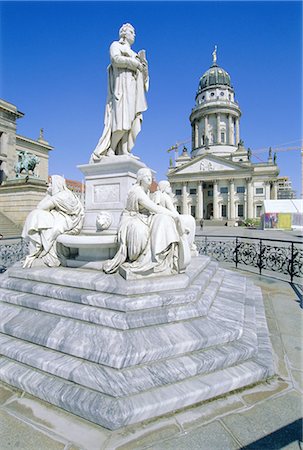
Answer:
[[244, 179, 247, 219], [247, 178, 253, 218], [204, 115, 208, 142], [216, 113, 220, 143], [229, 179, 235, 219], [191, 123, 195, 149], [228, 115, 233, 145], [194, 121, 199, 148], [182, 183, 188, 214], [265, 181, 271, 200], [235, 118, 240, 145], [196, 182, 203, 219], [213, 180, 219, 219], [273, 182, 278, 200]]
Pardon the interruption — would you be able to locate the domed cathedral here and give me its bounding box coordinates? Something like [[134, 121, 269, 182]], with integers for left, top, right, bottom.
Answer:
[[168, 47, 280, 225]]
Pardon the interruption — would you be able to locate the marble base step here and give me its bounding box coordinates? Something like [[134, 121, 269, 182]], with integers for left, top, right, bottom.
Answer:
[[0, 257, 274, 429], [0, 285, 257, 397], [0, 282, 274, 430]]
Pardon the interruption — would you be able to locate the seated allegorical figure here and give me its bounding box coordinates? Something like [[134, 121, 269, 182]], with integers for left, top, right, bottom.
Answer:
[[103, 168, 191, 276], [22, 175, 84, 268], [153, 180, 197, 254]]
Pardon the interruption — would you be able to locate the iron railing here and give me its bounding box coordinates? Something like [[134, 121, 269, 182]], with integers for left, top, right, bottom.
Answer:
[[0, 238, 28, 272], [1, 236, 302, 286], [195, 235, 303, 284]]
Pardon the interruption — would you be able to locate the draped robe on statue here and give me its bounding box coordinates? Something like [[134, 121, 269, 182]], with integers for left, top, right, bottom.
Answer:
[[91, 40, 148, 160], [103, 184, 190, 276], [22, 183, 84, 267]]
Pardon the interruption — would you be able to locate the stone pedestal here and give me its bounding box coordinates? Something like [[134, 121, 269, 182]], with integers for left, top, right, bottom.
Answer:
[[0, 256, 274, 430], [78, 156, 147, 233], [0, 177, 47, 229]]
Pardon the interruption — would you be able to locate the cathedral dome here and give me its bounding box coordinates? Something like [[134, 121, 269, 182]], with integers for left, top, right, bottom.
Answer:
[[197, 46, 232, 95], [198, 64, 231, 92]]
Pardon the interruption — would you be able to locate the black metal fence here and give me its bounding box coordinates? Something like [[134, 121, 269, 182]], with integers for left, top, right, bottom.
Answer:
[[0, 238, 28, 272], [195, 235, 303, 284], [1, 235, 302, 285]]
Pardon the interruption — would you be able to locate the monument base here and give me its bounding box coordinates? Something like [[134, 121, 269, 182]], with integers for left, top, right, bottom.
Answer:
[[0, 177, 47, 230], [78, 155, 148, 233], [0, 256, 274, 430]]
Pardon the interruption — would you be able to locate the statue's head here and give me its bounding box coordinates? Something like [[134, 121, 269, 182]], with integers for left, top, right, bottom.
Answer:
[[119, 23, 135, 45], [49, 175, 67, 195], [158, 180, 172, 195], [137, 168, 152, 189]]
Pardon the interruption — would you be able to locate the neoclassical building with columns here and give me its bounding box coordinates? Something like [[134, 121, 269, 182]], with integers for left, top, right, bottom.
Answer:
[[168, 48, 280, 224]]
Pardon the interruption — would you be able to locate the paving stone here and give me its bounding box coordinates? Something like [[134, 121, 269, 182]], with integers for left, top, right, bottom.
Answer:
[[275, 313, 302, 338], [0, 382, 18, 405], [281, 334, 303, 371], [263, 295, 275, 318], [0, 409, 65, 450], [174, 394, 245, 430], [241, 378, 290, 405], [4, 395, 110, 450], [270, 334, 291, 379], [148, 420, 240, 449], [291, 370, 303, 393], [221, 391, 303, 447], [266, 317, 280, 335], [107, 419, 181, 450]]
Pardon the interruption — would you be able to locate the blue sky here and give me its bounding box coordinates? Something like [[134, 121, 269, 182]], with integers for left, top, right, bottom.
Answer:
[[1, 1, 302, 195]]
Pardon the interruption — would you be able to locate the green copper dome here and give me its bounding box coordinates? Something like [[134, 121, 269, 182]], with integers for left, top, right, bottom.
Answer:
[[198, 63, 231, 93]]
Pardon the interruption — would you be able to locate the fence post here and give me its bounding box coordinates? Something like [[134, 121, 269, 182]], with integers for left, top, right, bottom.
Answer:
[[235, 237, 239, 269], [259, 239, 262, 275], [290, 242, 294, 283]]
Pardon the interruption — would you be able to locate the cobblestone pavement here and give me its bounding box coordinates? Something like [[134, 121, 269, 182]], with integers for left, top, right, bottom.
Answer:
[[0, 271, 302, 450]]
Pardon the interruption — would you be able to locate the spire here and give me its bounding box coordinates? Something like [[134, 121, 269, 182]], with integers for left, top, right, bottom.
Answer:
[[212, 45, 217, 66]]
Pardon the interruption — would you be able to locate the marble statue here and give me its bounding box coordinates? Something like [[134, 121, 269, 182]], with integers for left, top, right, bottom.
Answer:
[[154, 180, 197, 255], [15, 150, 40, 177], [90, 23, 149, 162], [22, 175, 84, 268], [103, 168, 191, 276]]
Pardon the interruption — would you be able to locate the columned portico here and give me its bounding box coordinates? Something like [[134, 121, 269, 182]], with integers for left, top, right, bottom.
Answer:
[[213, 180, 219, 219]]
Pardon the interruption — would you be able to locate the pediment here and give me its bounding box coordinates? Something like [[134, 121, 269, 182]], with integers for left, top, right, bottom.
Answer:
[[173, 155, 245, 175]]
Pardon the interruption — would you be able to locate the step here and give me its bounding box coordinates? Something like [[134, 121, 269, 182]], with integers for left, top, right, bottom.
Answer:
[[0, 284, 273, 430], [0, 267, 224, 330], [0, 270, 247, 369], [0, 284, 257, 397], [7, 255, 209, 296], [0, 260, 219, 313]]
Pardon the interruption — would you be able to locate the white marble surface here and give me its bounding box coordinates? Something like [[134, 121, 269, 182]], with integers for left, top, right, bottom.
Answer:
[[0, 256, 274, 429]]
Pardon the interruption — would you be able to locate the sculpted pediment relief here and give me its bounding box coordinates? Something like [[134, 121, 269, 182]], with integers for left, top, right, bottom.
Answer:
[[174, 156, 241, 175]]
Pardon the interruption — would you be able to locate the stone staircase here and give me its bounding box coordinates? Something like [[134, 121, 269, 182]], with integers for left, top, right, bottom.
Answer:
[[0, 211, 22, 238], [0, 256, 274, 429]]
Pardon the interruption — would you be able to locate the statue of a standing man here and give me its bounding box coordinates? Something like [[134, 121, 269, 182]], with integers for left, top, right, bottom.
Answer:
[[90, 23, 149, 162]]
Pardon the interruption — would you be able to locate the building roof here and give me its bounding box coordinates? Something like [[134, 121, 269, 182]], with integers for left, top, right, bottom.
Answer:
[[197, 63, 232, 94]]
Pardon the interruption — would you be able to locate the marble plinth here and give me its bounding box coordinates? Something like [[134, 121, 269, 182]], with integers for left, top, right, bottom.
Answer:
[[0, 256, 274, 429], [78, 155, 148, 232]]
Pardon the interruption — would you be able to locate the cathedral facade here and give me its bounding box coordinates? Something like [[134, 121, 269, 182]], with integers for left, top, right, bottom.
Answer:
[[168, 49, 280, 224]]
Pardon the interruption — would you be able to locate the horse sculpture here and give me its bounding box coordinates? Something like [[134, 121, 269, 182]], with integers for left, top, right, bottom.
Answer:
[[15, 151, 40, 177]]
